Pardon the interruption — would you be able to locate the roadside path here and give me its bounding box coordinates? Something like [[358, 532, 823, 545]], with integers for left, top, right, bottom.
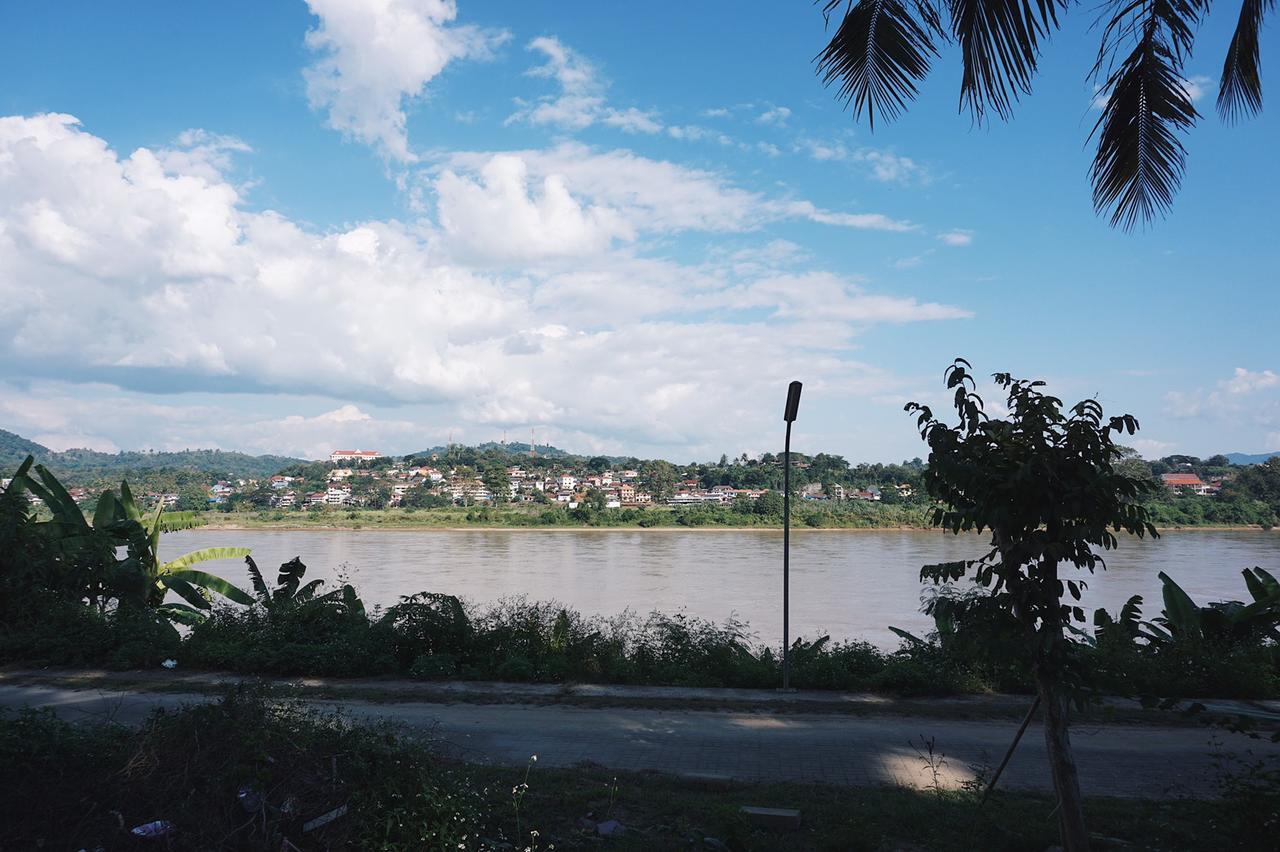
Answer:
[[3, 681, 1276, 798]]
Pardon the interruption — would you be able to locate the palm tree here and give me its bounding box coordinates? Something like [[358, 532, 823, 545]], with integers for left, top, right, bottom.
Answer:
[[814, 0, 1272, 229]]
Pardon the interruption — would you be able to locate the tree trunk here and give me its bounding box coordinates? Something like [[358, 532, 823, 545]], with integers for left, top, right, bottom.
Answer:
[[1035, 672, 1090, 851], [1034, 553, 1090, 852]]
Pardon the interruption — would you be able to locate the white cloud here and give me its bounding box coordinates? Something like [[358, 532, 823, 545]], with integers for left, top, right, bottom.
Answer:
[[938, 229, 974, 246], [1181, 75, 1213, 103], [302, 0, 506, 162], [435, 154, 634, 261], [508, 37, 661, 134], [601, 107, 663, 134], [1164, 367, 1280, 433], [787, 201, 916, 232], [701, 107, 731, 118], [855, 149, 926, 183], [1092, 74, 1211, 112], [1131, 438, 1176, 458], [435, 144, 917, 242], [756, 105, 791, 125], [0, 114, 968, 457], [795, 139, 929, 184], [1222, 367, 1279, 395]]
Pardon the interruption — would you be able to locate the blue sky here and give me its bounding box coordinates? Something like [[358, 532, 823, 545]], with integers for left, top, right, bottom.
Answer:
[[0, 1, 1276, 462]]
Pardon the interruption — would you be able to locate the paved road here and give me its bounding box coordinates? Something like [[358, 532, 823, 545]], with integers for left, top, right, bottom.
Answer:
[[2, 683, 1275, 798]]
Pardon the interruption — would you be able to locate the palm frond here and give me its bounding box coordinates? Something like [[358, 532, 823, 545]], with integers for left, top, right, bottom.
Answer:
[[948, 0, 1067, 122], [816, 0, 940, 129], [1219, 0, 1274, 121], [1090, 0, 1201, 229]]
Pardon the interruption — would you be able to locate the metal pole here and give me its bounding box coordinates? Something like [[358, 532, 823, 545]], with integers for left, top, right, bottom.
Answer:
[[783, 418, 792, 691], [781, 380, 801, 692]]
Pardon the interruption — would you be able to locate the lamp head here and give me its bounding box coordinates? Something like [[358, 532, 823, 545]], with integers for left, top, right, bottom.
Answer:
[[783, 381, 802, 422]]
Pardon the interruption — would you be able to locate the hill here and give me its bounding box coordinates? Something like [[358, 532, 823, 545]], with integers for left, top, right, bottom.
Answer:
[[1225, 451, 1280, 465], [0, 428, 304, 485], [408, 441, 575, 460]]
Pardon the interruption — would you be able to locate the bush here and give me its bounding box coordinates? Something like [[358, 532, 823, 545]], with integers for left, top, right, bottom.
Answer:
[[409, 652, 459, 680]]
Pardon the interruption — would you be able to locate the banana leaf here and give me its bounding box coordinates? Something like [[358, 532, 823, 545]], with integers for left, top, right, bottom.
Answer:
[[165, 575, 213, 610], [157, 602, 209, 626], [161, 547, 252, 573], [165, 568, 254, 605]]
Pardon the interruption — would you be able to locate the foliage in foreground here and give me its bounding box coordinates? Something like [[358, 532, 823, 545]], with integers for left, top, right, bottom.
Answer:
[[1, 691, 1275, 851], [0, 690, 486, 850]]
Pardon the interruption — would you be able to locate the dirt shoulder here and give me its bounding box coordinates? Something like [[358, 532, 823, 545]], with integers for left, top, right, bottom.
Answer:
[[4, 666, 1276, 727]]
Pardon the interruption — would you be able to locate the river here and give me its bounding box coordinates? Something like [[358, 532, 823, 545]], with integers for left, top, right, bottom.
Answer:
[[161, 529, 1280, 649]]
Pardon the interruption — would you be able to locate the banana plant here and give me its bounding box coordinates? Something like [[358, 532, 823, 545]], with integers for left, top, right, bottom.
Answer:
[[93, 482, 253, 624], [244, 555, 364, 620], [1096, 568, 1280, 647], [14, 457, 252, 624]]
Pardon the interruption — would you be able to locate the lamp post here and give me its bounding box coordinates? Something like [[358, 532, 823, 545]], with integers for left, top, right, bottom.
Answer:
[[782, 380, 802, 691]]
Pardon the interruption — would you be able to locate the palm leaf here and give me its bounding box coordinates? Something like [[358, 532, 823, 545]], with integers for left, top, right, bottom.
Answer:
[[165, 568, 254, 605], [1242, 565, 1279, 602], [1090, 39, 1197, 229], [816, 0, 940, 129], [1219, 0, 1274, 122], [948, 0, 1066, 122], [1089, 0, 1202, 229]]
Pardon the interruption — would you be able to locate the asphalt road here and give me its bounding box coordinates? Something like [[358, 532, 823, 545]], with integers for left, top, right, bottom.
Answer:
[[3, 682, 1275, 798]]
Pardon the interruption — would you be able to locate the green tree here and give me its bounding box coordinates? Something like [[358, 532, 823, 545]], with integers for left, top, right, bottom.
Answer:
[[815, 0, 1272, 229], [641, 460, 678, 501], [482, 465, 511, 504], [754, 490, 784, 518], [904, 361, 1157, 851]]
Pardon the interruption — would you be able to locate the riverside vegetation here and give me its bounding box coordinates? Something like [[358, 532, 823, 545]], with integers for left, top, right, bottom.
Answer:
[[1, 457, 1277, 698], [3, 365, 1279, 850]]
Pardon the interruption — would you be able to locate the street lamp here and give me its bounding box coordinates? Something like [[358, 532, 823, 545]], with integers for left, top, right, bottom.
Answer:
[[782, 380, 802, 691]]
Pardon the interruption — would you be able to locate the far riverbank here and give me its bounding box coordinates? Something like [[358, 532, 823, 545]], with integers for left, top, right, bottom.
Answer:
[[196, 509, 1275, 533]]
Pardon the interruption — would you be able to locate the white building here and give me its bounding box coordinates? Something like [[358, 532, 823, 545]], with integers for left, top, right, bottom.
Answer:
[[329, 449, 382, 464]]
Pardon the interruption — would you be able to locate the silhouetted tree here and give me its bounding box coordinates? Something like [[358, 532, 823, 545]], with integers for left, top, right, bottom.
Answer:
[[905, 360, 1158, 851]]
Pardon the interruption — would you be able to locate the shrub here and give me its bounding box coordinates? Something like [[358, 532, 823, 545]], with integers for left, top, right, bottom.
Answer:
[[409, 652, 459, 680]]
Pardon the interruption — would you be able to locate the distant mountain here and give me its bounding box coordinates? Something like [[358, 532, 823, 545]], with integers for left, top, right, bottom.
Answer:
[[1225, 451, 1280, 465], [0, 428, 305, 483], [0, 429, 51, 463]]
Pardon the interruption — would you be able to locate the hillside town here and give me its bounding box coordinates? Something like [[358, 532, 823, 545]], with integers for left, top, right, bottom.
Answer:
[[198, 449, 904, 511]]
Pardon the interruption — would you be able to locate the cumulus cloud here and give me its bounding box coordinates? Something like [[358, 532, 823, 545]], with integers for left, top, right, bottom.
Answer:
[[303, 0, 507, 161], [1222, 367, 1280, 395], [507, 37, 662, 134], [1164, 367, 1280, 433], [435, 154, 634, 261], [0, 114, 968, 457]]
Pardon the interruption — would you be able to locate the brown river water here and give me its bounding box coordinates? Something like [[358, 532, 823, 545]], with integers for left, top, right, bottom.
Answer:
[[162, 528, 1280, 649]]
